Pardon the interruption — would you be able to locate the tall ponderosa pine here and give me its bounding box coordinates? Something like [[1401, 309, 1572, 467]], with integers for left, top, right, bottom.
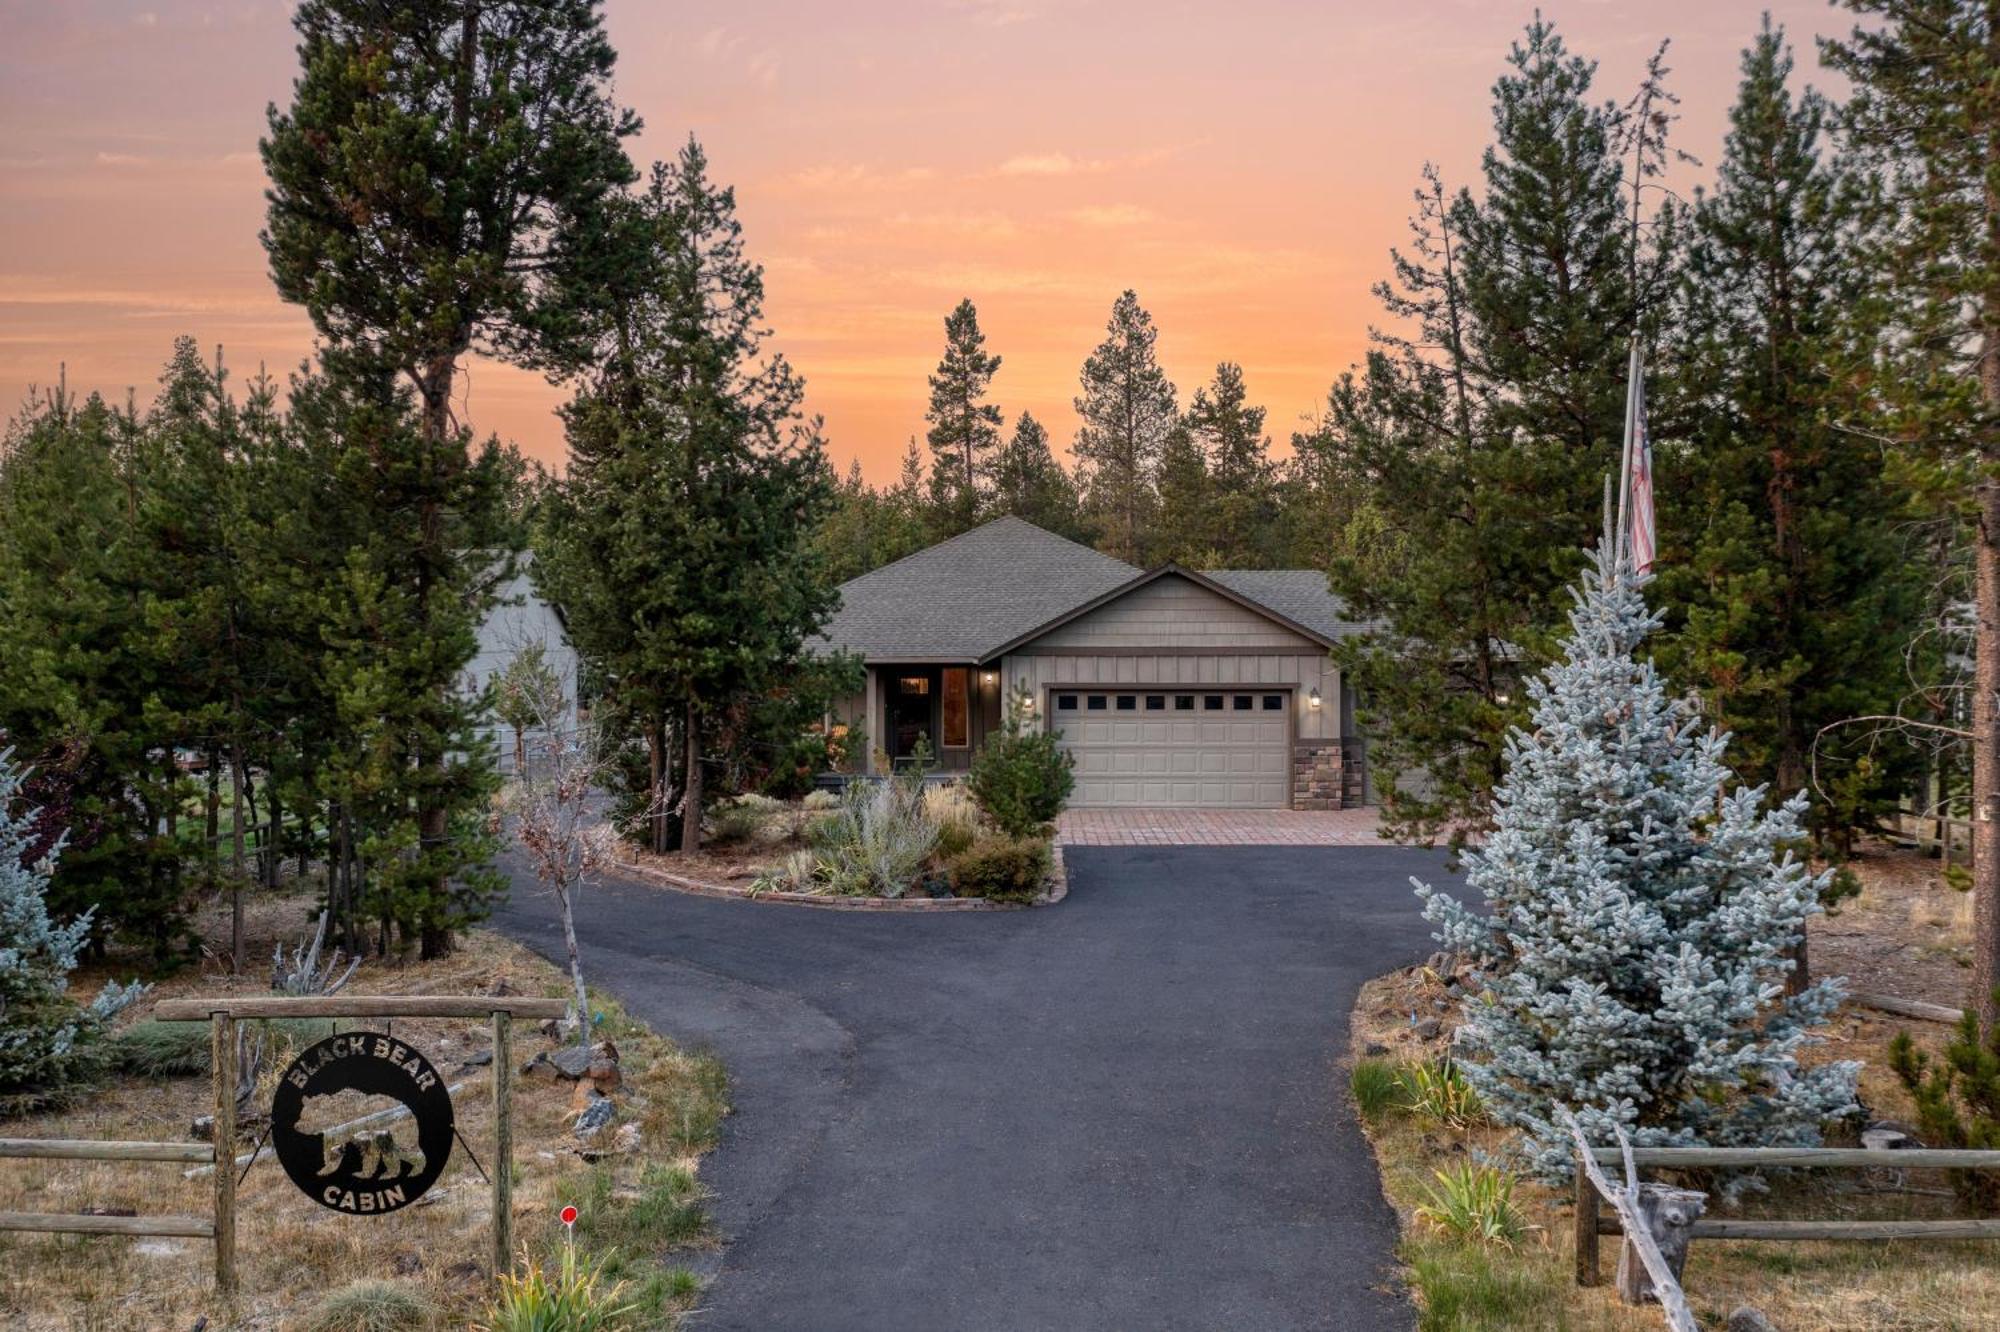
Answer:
[[1183, 361, 1276, 567], [1417, 548, 1860, 1180], [989, 412, 1085, 541], [1153, 424, 1214, 567], [536, 141, 838, 855], [924, 298, 1004, 534], [1659, 21, 1914, 847], [263, 0, 635, 948], [1322, 20, 1665, 849], [1825, 1, 2000, 1032], [1073, 290, 1177, 564]]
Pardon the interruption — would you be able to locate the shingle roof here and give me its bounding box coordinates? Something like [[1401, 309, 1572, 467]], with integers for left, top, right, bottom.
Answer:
[[1203, 569, 1380, 642], [818, 516, 1140, 661]]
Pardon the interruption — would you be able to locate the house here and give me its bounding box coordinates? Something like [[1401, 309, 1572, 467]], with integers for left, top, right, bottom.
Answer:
[[470, 565, 580, 774], [818, 516, 1374, 809]]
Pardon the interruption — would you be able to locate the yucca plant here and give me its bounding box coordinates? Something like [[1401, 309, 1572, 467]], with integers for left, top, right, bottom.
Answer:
[[1413, 1164, 1530, 1247], [1400, 1059, 1484, 1128], [481, 1245, 634, 1332]]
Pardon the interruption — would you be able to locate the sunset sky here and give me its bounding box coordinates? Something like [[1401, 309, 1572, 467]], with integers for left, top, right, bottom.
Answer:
[[1, 0, 1846, 481]]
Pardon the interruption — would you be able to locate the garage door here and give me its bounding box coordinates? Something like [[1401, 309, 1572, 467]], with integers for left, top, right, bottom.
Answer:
[[1051, 689, 1291, 808]]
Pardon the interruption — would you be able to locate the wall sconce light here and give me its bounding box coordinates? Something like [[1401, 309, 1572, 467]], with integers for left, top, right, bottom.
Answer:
[[1308, 687, 1322, 710], [981, 670, 999, 686]]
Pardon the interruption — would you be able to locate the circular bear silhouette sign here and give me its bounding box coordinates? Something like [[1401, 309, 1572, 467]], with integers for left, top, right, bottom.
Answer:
[[270, 1031, 454, 1215]]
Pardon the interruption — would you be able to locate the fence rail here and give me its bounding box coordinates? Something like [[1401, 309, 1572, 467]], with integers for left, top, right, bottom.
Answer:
[[6, 994, 566, 1302], [0, 1136, 219, 1258], [1575, 1144, 2000, 1288]]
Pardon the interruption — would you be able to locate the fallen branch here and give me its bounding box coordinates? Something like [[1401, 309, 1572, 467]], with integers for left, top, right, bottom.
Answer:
[[1852, 992, 1963, 1025], [1559, 1106, 1700, 1332], [183, 1079, 468, 1178]]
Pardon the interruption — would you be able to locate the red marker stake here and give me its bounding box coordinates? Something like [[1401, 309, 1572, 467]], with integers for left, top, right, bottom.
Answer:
[[560, 1203, 577, 1255]]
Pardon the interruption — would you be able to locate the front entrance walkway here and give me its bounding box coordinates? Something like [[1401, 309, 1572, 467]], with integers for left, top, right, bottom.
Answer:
[[1057, 806, 1385, 845]]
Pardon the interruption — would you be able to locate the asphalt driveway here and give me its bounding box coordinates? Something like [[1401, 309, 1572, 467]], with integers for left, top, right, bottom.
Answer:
[[492, 843, 1456, 1331]]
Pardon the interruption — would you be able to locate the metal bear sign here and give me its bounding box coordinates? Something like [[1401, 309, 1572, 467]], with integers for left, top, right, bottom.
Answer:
[[270, 1031, 454, 1215]]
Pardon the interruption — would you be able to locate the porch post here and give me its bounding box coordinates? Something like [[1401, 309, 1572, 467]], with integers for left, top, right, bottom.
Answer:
[[863, 665, 881, 776]]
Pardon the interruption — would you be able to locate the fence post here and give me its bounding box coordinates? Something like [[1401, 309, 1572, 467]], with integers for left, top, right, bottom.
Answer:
[[210, 1012, 237, 1299], [1574, 1153, 1599, 1286], [491, 1010, 513, 1280]]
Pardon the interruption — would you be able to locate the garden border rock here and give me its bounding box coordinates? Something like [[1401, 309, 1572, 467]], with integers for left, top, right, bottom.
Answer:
[[614, 839, 1069, 912]]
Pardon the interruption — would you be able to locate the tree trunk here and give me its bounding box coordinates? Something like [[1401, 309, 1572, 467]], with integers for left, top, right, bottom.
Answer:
[[681, 700, 703, 854], [1976, 111, 2000, 1036], [647, 720, 667, 854], [558, 881, 591, 1053], [1973, 473, 2000, 1035], [230, 743, 247, 973]]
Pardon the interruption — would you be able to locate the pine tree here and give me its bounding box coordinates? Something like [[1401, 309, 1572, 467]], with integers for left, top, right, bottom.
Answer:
[[0, 384, 190, 956], [263, 0, 636, 936], [1659, 20, 1915, 849], [0, 748, 146, 1106], [924, 298, 1004, 534], [814, 460, 932, 582], [1321, 19, 1670, 849], [536, 141, 838, 855], [1183, 361, 1275, 567], [1073, 290, 1177, 563], [989, 412, 1085, 540], [1152, 423, 1214, 566], [1416, 547, 1860, 1180], [1825, 1, 2000, 1032]]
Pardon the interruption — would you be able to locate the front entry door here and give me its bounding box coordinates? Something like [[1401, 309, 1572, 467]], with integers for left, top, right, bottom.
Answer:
[[890, 671, 935, 762]]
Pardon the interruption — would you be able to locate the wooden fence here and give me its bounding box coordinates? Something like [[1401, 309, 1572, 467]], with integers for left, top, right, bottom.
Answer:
[[2, 994, 568, 1301], [1575, 1145, 2000, 1287]]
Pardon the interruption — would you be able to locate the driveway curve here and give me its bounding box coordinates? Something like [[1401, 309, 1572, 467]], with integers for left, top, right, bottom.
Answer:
[[492, 843, 1457, 1331]]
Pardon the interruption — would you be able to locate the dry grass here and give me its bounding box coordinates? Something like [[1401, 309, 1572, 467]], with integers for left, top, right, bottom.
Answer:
[[1354, 841, 2000, 1331], [0, 890, 727, 1331]]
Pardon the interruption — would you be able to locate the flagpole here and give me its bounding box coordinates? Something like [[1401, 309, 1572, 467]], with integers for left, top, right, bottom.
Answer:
[[1614, 337, 1642, 569]]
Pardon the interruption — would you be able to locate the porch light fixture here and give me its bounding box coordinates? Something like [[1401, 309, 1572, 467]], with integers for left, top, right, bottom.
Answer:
[[1308, 687, 1322, 709]]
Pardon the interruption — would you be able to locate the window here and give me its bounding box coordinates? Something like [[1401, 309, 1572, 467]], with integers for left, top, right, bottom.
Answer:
[[941, 667, 969, 748], [1116, 695, 1137, 711], [1233, 695, 1253, 711], [1057, 693, 1078, 711], [1174, 695, 1195, 711], [1204, 695, 1224, 711], [1145, 695, 1166, 711], [898, 676, 930, 695], [1087, 695, 1108, 711], [1262, 694, 1284, 711]]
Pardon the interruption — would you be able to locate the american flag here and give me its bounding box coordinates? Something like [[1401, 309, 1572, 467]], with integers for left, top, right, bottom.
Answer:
[[1625, 359, 1655, 574]]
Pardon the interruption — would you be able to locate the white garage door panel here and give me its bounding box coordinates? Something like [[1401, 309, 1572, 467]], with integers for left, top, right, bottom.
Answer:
[[1055, 690, 1289, 808]]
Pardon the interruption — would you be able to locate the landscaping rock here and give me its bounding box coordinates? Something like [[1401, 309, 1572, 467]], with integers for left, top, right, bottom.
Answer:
[[486, 976, 521, 997], [457, 1049, 493, 1070], [189, 1115, 213, 1141], [1727, 1308, 1779, 1332], [1412, 1017, 1443, 1041], [392, 1251, 423, 1276], [1363, 1041, 1389, 1057], [572, 1091, 615, 1141]]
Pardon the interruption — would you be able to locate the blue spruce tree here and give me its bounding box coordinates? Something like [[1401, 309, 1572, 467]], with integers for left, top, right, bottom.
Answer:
[[0, 750, 146, 1103], [1416, 547, 1860, 1179]]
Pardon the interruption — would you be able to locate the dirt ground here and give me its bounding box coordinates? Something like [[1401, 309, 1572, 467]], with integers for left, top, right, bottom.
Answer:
[[1, 891, 726, 1331]]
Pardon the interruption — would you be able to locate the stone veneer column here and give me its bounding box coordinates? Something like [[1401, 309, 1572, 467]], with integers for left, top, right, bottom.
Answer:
[[1291, 741, 1344, 810]]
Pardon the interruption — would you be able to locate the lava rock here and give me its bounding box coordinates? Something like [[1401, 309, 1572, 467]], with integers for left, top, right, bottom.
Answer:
[[1413, 1017, 1444, 1041], [1363, 1041, 1390, 1057], [1727, 1308, 1779, 1332], [1861, 1120, 1923, 1151]]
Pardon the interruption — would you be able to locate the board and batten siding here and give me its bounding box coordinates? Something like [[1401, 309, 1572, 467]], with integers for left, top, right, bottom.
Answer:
[[1024, 574, 1311, 652]]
